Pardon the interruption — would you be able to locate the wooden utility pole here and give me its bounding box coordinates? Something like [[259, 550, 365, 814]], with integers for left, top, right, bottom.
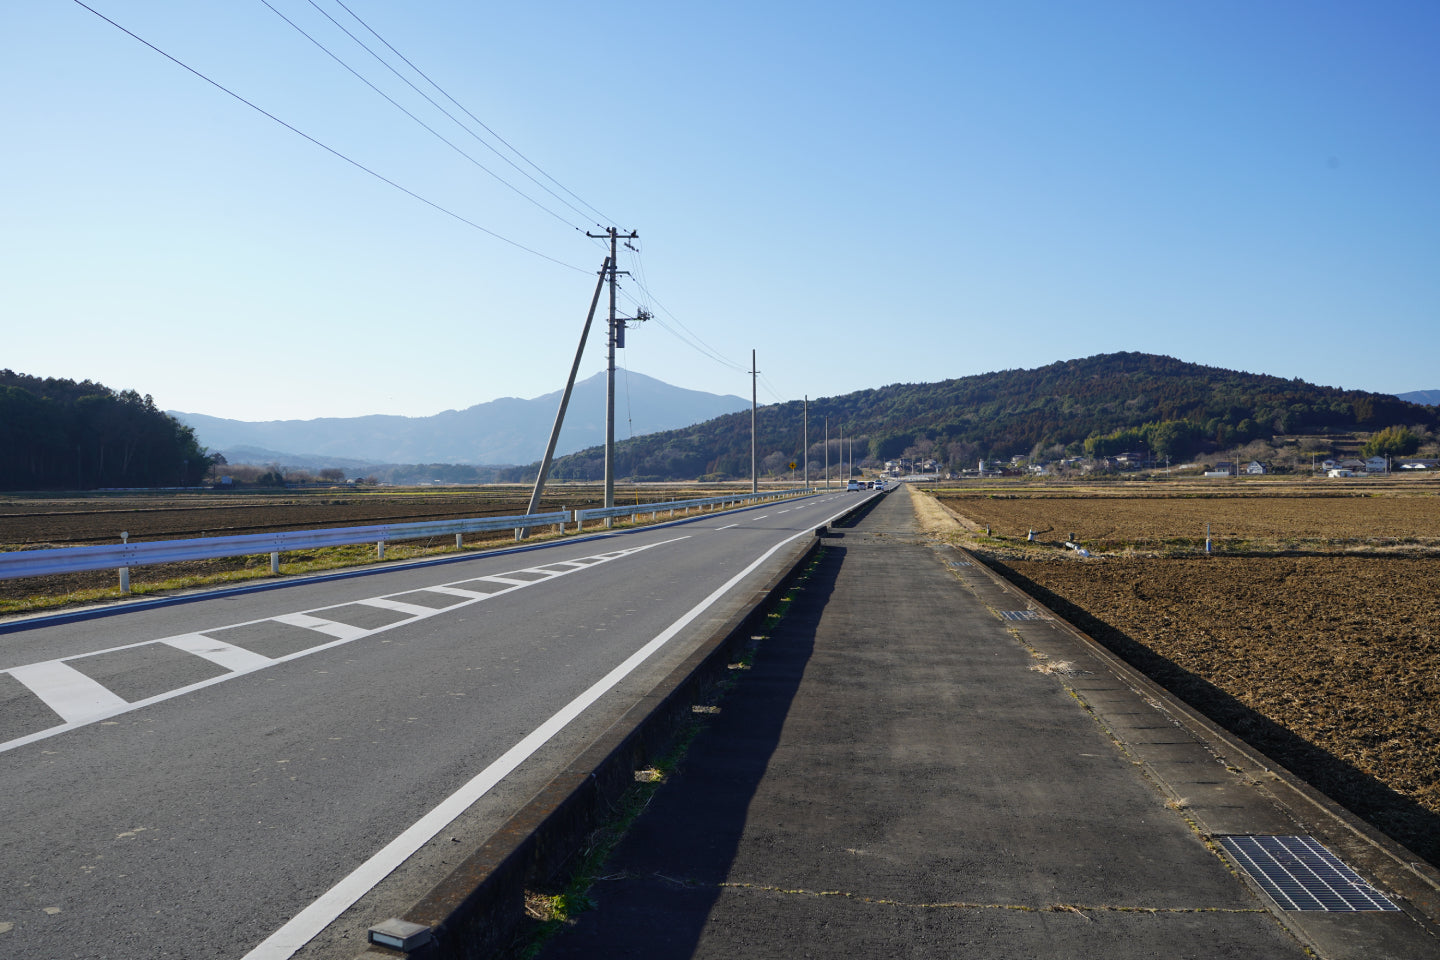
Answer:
[[586, 227, 638, 510]]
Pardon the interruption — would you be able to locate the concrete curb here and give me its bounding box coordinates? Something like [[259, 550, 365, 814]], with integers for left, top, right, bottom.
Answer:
[[959, 545, 1440, 936], [356, 508, 866, 959]]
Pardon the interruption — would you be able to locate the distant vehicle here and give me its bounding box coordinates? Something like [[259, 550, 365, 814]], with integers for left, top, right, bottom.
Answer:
[[847, 480, 860, 491]]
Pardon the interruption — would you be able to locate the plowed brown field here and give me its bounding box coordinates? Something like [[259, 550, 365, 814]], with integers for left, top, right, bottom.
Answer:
[[933, 485, 1440, 866], [940, 487, 1440, 550]]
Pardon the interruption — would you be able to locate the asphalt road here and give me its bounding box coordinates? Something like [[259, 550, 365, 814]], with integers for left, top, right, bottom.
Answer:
[[0, 489, 870, 959]]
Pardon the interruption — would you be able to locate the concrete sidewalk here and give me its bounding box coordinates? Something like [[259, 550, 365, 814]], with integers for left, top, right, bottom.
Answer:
[[534, 486, 1439, 959]]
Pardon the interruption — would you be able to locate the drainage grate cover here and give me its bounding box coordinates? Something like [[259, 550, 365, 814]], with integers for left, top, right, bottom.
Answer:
[[1000, 610, 1046, 621], [1216, 835, 1400, 912]]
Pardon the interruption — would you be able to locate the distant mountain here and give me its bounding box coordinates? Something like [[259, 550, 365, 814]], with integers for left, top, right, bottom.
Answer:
[[545, 352, 1440, 481], [1397, 390, 1440, 406], [171, 372, 748, 466]]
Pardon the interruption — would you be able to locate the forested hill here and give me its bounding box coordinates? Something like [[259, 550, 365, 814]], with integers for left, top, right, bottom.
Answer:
[[545, 352, 1440, 481], [0, 370, 213, 490]]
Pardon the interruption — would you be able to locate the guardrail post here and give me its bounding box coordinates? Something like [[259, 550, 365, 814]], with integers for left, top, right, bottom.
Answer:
[[270, 552, 280, 574], [456, 533, 464, 549], [377, 541, 386, 560], [118, 532, 130, 594]]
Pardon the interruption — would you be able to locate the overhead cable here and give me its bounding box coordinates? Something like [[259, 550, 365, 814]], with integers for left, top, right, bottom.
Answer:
[[325, 0, 617, 229], [72, 0, 588, 274], [259, 0, 588, 233]]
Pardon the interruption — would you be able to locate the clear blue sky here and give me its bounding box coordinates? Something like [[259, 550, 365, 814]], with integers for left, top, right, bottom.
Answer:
[[4, 1, 1437, 422]]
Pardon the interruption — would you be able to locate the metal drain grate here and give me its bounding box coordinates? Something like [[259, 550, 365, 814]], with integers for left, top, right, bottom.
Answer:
[[1216, 835, 1400, 912], [999, 610, 1046, 621]]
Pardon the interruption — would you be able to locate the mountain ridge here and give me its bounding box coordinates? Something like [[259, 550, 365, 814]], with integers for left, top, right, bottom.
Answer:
[[171, 371, 748, 466], [542, 352, 1440, 481]]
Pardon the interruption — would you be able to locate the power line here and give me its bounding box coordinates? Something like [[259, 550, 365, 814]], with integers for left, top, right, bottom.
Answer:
[[258, 0, 588, 233], [620, 245, 747, 373], [72, 0, 588, 274], [325, 0, 617, 229]]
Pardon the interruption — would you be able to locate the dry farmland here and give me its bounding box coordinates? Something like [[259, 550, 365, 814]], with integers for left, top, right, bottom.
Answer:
[[928, 479, 1440, 866]]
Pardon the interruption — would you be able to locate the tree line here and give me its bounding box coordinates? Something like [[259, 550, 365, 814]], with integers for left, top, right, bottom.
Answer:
[[0, 370, 215, 490], [540, 352, 1440, 481]]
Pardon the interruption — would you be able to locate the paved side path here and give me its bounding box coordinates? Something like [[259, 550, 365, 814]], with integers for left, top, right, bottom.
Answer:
[[536, 486, 1436, 959]]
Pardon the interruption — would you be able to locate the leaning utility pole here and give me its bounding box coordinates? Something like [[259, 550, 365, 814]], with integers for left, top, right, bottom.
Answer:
[[586, 227, 639, 509], [518, 256, 610, 538]]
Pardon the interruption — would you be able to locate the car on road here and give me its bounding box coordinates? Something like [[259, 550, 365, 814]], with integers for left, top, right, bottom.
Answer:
[[847, 480, 860, 491]]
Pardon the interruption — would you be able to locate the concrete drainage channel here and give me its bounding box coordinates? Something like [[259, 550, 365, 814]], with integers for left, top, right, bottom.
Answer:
[[353, 502, 873, 960]]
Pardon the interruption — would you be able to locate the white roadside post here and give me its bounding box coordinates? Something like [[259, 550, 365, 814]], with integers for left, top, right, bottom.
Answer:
[[119, 532, 130, 594]]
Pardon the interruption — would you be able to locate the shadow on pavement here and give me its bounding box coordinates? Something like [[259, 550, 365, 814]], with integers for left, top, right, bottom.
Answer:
[[533, 545, 844, 959]]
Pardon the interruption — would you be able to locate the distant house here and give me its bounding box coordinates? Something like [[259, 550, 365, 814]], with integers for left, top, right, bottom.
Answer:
[[1245, 461, 1267, 475], [1337, 458, 1366, 473], [1365, 456, 1389, 473], [1213, 461, 1236, 475], [1328, 468, 1355, 478]]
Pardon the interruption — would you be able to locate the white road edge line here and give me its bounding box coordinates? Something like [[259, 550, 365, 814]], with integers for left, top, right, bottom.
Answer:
[[241, 507, 852, 960]]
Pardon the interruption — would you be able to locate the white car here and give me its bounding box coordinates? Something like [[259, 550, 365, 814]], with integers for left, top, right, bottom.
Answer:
[[847, 480, 860, 491]]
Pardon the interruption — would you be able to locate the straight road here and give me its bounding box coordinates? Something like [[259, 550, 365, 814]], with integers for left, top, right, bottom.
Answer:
[[0, 489, 871, 959]]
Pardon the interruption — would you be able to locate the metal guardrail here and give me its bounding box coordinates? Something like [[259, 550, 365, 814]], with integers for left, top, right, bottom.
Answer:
[[0, 511, 573, 583], [0, 490, 813, 587], [573, 489, 803, 530]]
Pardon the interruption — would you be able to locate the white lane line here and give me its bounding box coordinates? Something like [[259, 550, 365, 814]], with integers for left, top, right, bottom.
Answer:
[[752, 515, 770, 521], [715, 523, 739, 530], [239, 515, 847, 960], [163, 634, 273, 673], [357, 598, 439, 617], [473, 575, 533, 587], [421, 586, 491, 600], [9, 661, 129, 724], [273, 613, 368, 640], [0, 540, 692, 757]]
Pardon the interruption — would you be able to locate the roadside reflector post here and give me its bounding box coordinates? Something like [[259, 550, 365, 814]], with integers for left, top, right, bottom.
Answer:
[[456, 533, 463, 549], [1206, 523, 1212, 554], [377, 540, 385, 560], [270, 552, 280, 574], [1027, 529, 1035, 542], [118, 531, 130, 594]]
